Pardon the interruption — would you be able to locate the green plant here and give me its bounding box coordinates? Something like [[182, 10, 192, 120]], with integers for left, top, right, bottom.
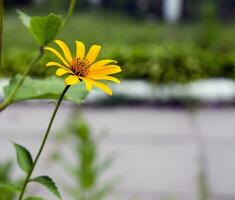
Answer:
[[0, 0, 79, 111], [54, 116, 116, 200], [0, 0, 123, 199], [0, 160, 18, 200], [0, 0, 85, 199]]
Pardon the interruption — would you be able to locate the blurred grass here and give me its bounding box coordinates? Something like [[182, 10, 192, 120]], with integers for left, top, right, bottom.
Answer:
[[2, 9, 235, 83], [3, 10, 196, 50]]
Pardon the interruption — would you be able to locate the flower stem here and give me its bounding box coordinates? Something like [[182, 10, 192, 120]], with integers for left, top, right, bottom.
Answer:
[[0, 0, 4, 69], [62, 0, 76, 28], [0, 48, 44, 112], [18, 85, 70, 200]]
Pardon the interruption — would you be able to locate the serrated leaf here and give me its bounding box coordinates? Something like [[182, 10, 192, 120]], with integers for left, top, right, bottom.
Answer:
[[30, 13, 62, 45], [13, 143, 33, 174], [4, 75, 88, 104], [31, 176, 61, 199], [25, 197, 45, 200], [17, 10, 31, 28]]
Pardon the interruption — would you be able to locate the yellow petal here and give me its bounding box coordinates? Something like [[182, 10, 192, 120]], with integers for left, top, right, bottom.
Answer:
[[89, 65, 122, 76], [44, 47, 70, 67], [87, 75, 120, 83], [54, 40, 73, 63], [56, 68, 71, 77], [81, 77, 93, 91], [80, 77, 113, 95], [92, 80, 112, 96], [90, 59, 117, 71], [64, 75, 79, 85], [90, 65, 121, 72], [46, 62, 73, 72], [76, 41, 85, 59], [46, 62, 65, 68], [86, 45, 101, 64]]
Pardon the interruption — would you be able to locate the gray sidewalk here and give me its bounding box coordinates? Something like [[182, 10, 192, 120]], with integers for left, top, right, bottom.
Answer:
[[0, 103, 235, 200]]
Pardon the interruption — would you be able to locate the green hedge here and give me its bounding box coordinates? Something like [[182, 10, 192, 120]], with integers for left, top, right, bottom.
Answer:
[[2, 43, 235, 83], [108, 43, 235, 83]]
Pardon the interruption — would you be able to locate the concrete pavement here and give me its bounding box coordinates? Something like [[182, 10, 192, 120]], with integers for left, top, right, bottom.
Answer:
[[0, 103, 234, 200]]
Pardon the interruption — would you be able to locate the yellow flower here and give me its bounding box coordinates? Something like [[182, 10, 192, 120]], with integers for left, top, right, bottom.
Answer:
[[44, 40, 122, 95]]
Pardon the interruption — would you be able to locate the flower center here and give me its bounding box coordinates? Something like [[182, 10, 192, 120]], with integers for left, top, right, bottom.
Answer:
[[70, 57, 90, 77]]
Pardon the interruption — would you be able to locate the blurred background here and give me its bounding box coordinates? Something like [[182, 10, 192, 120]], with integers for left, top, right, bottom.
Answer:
[[1, 0, 235, 200]]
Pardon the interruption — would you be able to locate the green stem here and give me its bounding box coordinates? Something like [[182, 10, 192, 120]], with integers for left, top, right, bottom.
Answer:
[[0, 0, 4, 69], [62, 0, 76, 28], [18, 85, 70, 200], [0, 48, 44, 111]]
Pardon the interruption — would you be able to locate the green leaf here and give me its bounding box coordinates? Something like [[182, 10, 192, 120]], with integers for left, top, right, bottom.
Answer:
[[4, 75, 88, 104], [17, 10, 31, 28], [31, 176, 61, 199], [24, 197, 45, 200], [17, 12, 62, 45], [30, 13, 62, 45], [13, 143, 33, 174]]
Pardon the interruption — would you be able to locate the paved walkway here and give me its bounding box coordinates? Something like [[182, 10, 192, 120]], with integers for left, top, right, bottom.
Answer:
[[0, 103, 235, 200]]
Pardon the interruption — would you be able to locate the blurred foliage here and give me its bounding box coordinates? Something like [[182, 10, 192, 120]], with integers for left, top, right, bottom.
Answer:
[[4, 74, 88, 104], [0, 161, 15, 200], [2, 10, 235, 83], [73, 120, 98, 190], [54, 116, 116, 200], [196, 0, 219, 48]]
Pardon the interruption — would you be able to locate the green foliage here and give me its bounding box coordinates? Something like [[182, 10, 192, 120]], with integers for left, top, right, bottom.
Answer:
[[54, 116, 115, 200], [4, 75, 88, 105], [0, 161, 12, 182], [1, 1, 79, 199], [72, 120, 97, 190], [31, 176, 62, 199], [0, 183, 21, 200], [4, 42, 235, 84], [108, 44, 203, 83], [1, 50, 55, 77], [70, 118, 116, 199], [24, 197, 46, 200], [3, 11, 235, 83], [0, 162, 14, 200], [197, 0, 219, 48], [0, 187, 15, 200], [13, 143, 33, 174], [18, 11, 62, 46], [0, 161, 21, 200], [30, 14, 62, 45]]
